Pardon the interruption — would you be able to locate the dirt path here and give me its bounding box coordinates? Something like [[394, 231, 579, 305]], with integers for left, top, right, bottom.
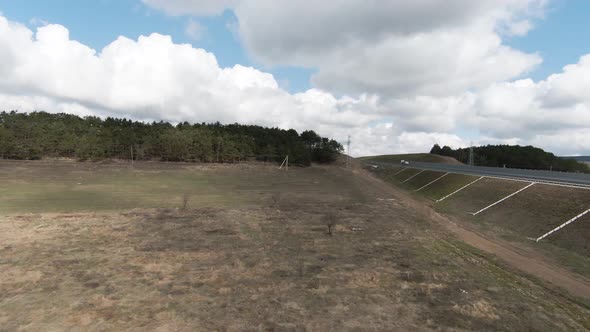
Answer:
[[437, 216, 590, 299], [347, 165, 590, 300]]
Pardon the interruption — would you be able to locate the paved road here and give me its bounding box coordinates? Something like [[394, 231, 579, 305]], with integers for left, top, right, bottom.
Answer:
[[368, 161, 590, 188]]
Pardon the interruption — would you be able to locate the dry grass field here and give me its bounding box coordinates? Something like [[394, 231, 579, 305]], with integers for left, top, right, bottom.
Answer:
[[1, 160, 589, 331]]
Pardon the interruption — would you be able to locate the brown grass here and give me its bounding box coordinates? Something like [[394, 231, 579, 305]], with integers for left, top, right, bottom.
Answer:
[[1, 161, 589, 330]]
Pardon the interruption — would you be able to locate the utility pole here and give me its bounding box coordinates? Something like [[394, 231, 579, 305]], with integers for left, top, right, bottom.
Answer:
[[346, 135, 351, 168]]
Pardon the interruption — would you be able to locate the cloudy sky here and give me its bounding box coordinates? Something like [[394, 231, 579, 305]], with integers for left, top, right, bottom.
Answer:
[[0, 0, 589, 156]]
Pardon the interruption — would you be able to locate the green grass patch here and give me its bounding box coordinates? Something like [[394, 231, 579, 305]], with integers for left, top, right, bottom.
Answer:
[[399, 170, 447, 191], [0, 161, 369, 214], [0, 170, 254, 213], [359, 153, 452, 164], [359, 153, 443, 163], [419, 174, 479, 201]]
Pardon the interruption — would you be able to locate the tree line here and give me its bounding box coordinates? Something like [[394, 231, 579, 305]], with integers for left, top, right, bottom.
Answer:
[[0, 111, 343, 165], [430, 143, 589, 173]]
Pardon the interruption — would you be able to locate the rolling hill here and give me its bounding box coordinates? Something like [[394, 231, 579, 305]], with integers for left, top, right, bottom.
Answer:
[[359, 153, 462, 164]]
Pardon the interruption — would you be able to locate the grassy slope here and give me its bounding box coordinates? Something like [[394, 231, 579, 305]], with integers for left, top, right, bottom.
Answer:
[[368, 165, 590, 277], [562, 156, 590, 162], [564, 156, 590, 167], [359, 153, 462, 164], [0, 159, 373, 215], [0, 161, 280, 213]]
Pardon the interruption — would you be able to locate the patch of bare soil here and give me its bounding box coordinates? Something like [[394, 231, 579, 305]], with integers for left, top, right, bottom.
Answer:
[[441, 217, 590, 298]]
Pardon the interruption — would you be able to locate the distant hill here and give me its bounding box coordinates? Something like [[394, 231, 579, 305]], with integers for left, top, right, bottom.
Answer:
[[359, 153, 462, 164], [430, 144, 590, 173], [562, 156, 590, 162]]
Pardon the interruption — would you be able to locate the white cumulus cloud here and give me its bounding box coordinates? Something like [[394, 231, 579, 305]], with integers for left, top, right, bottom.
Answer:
[[233, 0, 546, 97], [0, 15, 380, 152]]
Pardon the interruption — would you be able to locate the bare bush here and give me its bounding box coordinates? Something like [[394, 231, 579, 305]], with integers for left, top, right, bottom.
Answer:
[[324, 213, 337, 236]]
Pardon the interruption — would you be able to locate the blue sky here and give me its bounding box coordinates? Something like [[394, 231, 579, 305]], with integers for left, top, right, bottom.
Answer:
[[0, 0, 314, 92], [505, 0, 590, 81], [1, 0, 588, 91]]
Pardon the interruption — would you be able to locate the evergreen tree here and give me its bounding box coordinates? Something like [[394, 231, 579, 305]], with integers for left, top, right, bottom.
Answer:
[[0, 111, 343, 165], [429, 144, 589, 173]]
